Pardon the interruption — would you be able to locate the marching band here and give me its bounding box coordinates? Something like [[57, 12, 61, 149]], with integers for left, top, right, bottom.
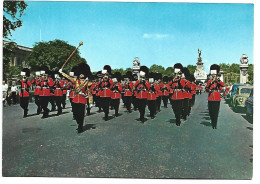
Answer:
[[16, 62, 224, 132]]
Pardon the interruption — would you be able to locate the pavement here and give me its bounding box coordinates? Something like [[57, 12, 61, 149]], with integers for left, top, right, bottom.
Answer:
[[2, 93, 253, 179]]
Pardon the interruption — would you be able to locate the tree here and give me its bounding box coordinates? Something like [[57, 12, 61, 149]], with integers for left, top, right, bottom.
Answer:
[[164, 67, 174, 77], [27, 39, 87, 73], [149, 64, 165, 74], [3, 1, 28, 39], [187, 65, 196, 75]]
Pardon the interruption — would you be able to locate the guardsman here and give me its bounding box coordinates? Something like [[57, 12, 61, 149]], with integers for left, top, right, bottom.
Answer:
[[134, 66, 150, 123], [154, 73, 163, 113], [39, 67, 53, 119], [95, 71, 103, 112], [190, 76, 197, 107], [49, 71, 56, 112], [181, 67, 192, 121], [59, 63, 92, 133], [33, 71, 42, 114], [147, 73, 157, 119], [68, 67, 77, 120], [62, 78, 68, 109], [206, 64, 225, 129], [161, 76, 170, 108], [100, 65, 114, 121], [111, 72, 123, 117], [131, 73, 138, 111], [53, 72, 64, 115], [19, 68, 32, 117], [169, 63, 186, 126], [123, 71, 134, 113]]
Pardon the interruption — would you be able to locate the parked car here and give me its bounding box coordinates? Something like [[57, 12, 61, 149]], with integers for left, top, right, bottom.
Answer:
[[231, 86, 253, 111], [245, 88, 253, 118], [229, 83, 251, 106]]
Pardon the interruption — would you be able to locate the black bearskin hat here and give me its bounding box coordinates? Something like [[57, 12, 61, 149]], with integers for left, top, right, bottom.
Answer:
[[132, 73, 138, 81], [210, 64, 220, 74], [148, 72, 154, 79], [154, 73, 162, 80], [163, 76, 169, 82], [76, 63, 92, 78], [112, 72, 122, 82], [22, 68, 30, 77], [96, 71, 102, 78], [140, 65, 149, 77], [173, 63, 183, 74], [168, 76, 173, 81], [125, 71, 132, 79], [103, 65, 112, 75], [182, 67, 190, 78]]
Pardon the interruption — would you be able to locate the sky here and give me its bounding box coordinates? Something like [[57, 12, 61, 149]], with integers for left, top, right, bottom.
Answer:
[[6, 1, 254, 72]]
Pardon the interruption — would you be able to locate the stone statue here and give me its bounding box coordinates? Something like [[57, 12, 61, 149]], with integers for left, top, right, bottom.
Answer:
[[240, 54, 249, 64], [198, 49, 201, 58]]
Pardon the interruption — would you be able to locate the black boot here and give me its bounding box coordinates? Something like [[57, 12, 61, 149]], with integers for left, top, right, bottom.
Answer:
[[105, 113, 108, 121], [78, 124, 83, 133], [87, 108, 90, 116], [23, 109, 28, 118]]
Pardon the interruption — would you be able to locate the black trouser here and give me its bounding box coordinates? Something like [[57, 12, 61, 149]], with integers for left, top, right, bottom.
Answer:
[[62, 94, 66, 108], [156, 96, 162, 112], [188, 98, 192, 115], [147, 100, 156, 118], [172, 100, 183, 126], [20, 97, 29, 117], [86, 98, 91, 115], [124, 96, 132, 112], [92, 94, 97, 105], [55, 96, 63, 115], [95, 95, 102, 111], [111, 98, 120, 116], [162, 95, 169, 107], [40, 96, 50, 118], [101, 97, 111, 119], [132, 95, 138, 110], [137, 98, 147, 121], [182, 98, 189, 120], [208, 101, 220, 128], [12, 92, 17, 104], [74, 103, 86, 132], [121, 93, 126, 106], [34, 95, 41, 114], [50, 95, 56, 111], [191, 94, 196, 107], [70, 98, 75, 119]]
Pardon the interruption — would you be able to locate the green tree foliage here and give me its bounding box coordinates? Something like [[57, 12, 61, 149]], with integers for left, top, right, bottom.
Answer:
[[3, 1, 28, 39], [187, 65, 196, 75], [27, 39, 87, 73], [149, 64, 165, 74], [164, 67, 174, 77]]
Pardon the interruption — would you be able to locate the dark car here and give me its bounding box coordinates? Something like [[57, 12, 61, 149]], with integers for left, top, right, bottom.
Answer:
[[245, 88, 253, 118]]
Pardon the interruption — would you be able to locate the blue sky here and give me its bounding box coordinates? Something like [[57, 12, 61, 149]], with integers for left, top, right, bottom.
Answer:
[[7, 1, 254, 72]]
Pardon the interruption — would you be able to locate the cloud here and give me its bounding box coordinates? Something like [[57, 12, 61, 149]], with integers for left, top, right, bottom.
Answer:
[[143, 33, 169, 39]]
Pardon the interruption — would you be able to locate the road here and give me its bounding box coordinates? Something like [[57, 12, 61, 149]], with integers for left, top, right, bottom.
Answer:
[[2, 93, 253, 179]]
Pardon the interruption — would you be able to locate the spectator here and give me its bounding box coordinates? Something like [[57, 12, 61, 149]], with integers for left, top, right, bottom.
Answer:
[[2, 80, 9, 106], [11, 81, 18, 105]]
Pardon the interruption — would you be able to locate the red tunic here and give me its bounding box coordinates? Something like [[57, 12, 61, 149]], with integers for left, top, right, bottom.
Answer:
[[134, 80, 150, 99], [54, 81, 64, 96], [63, 80, 69, 94], [161, 83, 170, 96], [206, 80, 225, 101], [111, 83, 123, 99], [72, 80, 89, 104], [33, 78, 41, 95], [147, 86, 157, 100], [169, 78, 186, 100], [19, 80, 32, 97], [123, 81, 133, 96], [100, 79, 114, 98]]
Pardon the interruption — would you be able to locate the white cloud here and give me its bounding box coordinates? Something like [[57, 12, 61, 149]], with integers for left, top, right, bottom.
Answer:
[[143, 33, 169, 39]]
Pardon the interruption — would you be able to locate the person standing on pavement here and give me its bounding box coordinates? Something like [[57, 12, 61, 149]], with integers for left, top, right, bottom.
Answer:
[[147, 73, 157, 119], [2, 80, 9, 106], [161, 76, 170, 108], [206, 64, 225, 129], [10, 81, 18, 105], [110, 72, 123, 117]]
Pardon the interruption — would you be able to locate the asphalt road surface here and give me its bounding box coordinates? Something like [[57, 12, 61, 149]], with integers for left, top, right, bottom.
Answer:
[[2, 93, 253, 179]]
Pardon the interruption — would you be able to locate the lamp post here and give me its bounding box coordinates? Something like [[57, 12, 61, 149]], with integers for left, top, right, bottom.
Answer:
[[227, 64, 231, 85]]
